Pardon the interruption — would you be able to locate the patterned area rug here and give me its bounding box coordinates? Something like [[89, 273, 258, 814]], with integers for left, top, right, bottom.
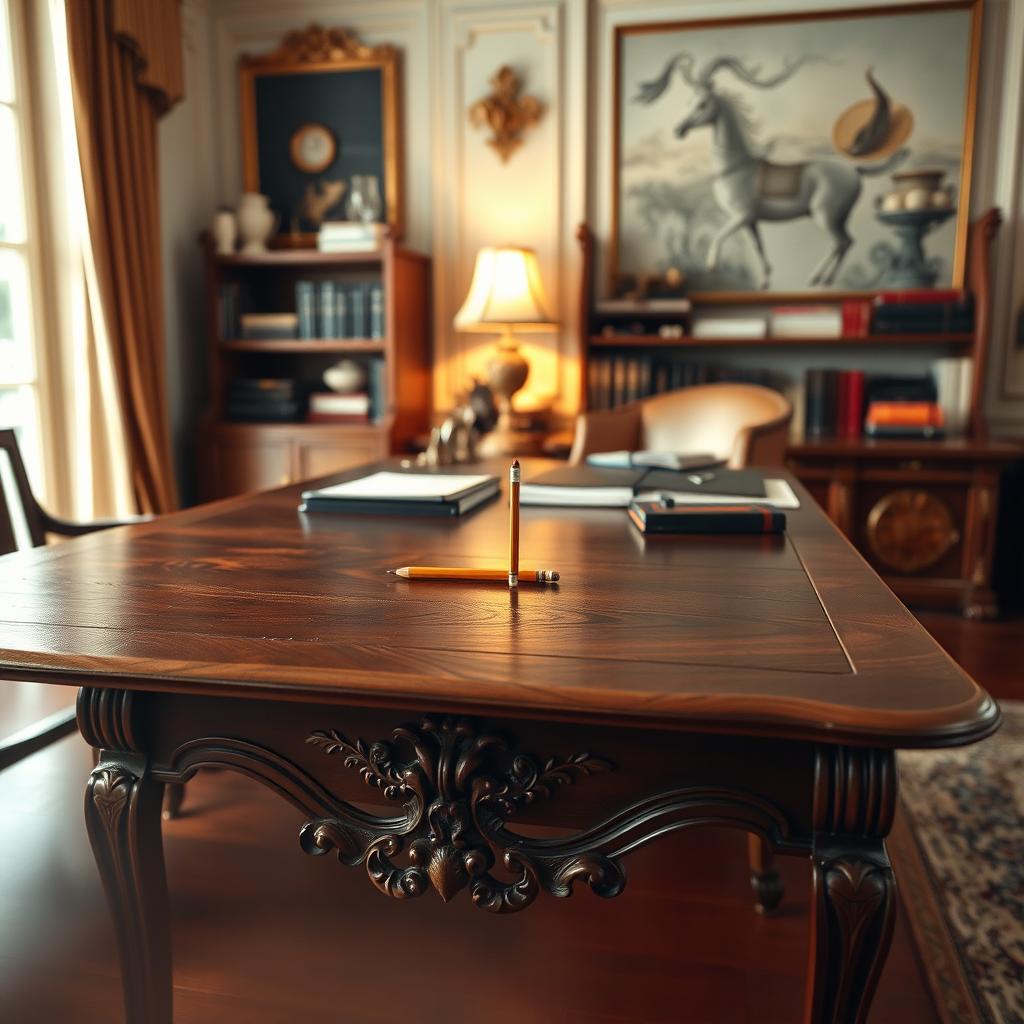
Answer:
[[891, 700, 1024, 1024]]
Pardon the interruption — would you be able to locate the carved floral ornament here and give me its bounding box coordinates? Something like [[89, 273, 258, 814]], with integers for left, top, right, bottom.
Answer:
[[300, 716, 617, 913], [240, 24, 396, 67], [469, 65, 544, 162]]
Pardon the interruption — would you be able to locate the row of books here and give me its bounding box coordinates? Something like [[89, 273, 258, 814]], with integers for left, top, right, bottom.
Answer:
[[677, 289, 975, 341], [803, 358, 973, 439], [225, 364, 387, 424], [295, 281, 385, 340], [587, 354, 778, 411], [216, 282, 385, 341]]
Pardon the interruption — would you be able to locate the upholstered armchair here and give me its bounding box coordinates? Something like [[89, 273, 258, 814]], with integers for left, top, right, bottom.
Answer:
[[569, 382, 793, 468]]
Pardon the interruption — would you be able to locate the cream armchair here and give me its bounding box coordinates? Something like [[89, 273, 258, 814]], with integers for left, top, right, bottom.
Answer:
[[569, 382, 793, 467]]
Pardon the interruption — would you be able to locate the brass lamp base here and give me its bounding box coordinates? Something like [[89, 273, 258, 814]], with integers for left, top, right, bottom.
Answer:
[[478, 329, 541, 456], [477, 414, 545, 457]]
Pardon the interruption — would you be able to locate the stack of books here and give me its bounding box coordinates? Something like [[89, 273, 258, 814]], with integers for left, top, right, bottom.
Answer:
[[863, 375, 943, 439], [227, 379, 298, 423], [300, 471, 500, 517], [295, 281, 385, 339], [307, 391, 370, 424], [804, 369, 866, 439], [239, 313, 298, 340], [872, 289, 973, 334], [591, 298, 692, 338], [316, 222, 385, 253], [770, 306, 842, 339]]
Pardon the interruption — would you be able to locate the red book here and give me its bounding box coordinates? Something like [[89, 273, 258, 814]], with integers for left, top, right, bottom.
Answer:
[[841, 301, 871, 338], [874, 289, 966, 306], [306, 412, 370, 424], [844, 370, 865, 437]]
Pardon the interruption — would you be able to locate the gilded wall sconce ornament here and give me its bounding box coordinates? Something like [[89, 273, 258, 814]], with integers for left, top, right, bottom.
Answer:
[[468, 65, 544, 162]]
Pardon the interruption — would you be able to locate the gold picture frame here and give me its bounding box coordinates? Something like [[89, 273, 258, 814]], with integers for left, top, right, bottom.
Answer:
[[611, 0, 982, 302], [240, 25, 403, 243]]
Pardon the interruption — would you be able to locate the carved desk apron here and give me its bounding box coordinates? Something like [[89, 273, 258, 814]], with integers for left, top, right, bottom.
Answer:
[[0, 460, 999, 1024]]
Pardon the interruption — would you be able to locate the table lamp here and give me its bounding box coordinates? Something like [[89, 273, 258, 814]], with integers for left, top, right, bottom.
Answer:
[[454, 246, 557, 456]]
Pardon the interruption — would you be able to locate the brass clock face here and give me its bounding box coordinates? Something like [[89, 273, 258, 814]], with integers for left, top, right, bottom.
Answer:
[[866, 489, 959, 574], [289, 123, 337, 174]]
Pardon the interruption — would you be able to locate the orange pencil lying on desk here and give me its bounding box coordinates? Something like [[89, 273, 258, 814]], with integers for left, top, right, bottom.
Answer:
[[392, 566, 559, 583]]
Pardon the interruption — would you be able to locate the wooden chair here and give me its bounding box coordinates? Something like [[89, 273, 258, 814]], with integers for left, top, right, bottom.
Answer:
[[569, 382, 793, 467], [0, 430, 184, 815]]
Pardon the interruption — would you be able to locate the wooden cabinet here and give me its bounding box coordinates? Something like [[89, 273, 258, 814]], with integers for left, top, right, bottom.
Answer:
[[198, 239, 430, 501], [202, 422, 391, 499], [787, 438, 1021, 618]]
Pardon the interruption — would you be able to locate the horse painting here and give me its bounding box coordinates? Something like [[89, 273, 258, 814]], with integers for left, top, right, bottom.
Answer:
[[635, 54, 907, 288]]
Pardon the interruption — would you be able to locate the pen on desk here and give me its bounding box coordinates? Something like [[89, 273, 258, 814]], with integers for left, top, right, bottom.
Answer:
[[392, 567, 559, 583], [509, 459, 520, 588]]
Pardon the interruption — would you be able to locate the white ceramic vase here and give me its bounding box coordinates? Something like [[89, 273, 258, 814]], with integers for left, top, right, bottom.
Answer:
[[211, 210, 237, 254], [323, 359, 367, 394], [236, 193, 276, 254]]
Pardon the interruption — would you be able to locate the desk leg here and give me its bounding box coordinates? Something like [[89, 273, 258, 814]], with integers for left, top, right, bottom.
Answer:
[[804, 746, 897, 1024], [79, 688, 172, 1024]]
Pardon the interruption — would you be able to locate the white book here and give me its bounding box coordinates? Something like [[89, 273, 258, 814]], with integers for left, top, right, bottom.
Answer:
[[691, 317, 768, 339], [770, 312, 842, 338]]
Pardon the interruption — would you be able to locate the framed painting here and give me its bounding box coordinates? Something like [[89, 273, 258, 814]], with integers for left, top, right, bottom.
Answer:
[[240, 25, 403, 243], [612, 1, 982, 301]]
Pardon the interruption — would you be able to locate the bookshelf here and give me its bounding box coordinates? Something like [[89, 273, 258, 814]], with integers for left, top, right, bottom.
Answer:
[[575, 211, 1022, 617], [198, 235, 430, 500]]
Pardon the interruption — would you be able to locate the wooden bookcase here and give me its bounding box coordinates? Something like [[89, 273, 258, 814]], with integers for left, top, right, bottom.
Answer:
[[198, 237, 431, 500], [576, 211, 1023, 617]]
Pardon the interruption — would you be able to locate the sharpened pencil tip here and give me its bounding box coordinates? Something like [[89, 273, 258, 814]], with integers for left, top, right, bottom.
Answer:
[[512, 458, 520, 468]]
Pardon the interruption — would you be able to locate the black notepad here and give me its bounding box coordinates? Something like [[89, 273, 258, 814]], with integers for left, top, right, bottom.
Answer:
[[299, 471, 500, 516]]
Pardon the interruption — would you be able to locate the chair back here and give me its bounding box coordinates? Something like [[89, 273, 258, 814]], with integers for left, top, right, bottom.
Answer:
[[0, 429, 47, 555], [639, 383, 793, 467]]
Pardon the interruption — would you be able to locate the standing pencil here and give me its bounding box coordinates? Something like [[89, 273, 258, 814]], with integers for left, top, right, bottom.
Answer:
[[508, 459, 520, 588]]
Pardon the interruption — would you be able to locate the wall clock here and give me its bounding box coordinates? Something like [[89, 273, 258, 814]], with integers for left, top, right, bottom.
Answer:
[[289, 122, 337, 174]]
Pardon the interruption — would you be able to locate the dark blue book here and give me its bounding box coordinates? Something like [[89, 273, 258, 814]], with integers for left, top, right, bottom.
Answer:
[[334, 287, 349, 339], [318, 281, 337, 338], [348, 285, 368, 338], [368, 358, 387, 420], [295, 281, 315, 339], [369, 285, 385, 339]]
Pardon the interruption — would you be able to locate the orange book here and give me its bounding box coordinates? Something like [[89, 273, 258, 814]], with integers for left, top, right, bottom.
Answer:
[[865, 402, 943, 427]]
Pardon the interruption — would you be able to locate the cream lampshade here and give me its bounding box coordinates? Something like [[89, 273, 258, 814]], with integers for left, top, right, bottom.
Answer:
[[454, 246, 557, 456]]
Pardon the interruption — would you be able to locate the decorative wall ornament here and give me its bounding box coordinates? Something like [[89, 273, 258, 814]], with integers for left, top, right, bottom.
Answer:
[[300, 716, 616, 913], [468, 65, 544, 163]]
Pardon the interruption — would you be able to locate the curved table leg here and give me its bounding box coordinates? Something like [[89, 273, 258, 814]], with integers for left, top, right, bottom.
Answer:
[[85, 756, 171, 1024], [804, 843, 895, 1023], [747, 833, 784, 915], [79, 688, 172, 1024], [804, 745, 898, 1024]]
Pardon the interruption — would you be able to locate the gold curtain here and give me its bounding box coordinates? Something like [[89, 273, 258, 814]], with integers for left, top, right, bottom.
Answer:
[[64, 0, 183, 513]]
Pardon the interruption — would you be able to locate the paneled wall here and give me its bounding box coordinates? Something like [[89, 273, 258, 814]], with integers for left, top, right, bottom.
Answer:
[[161, 0, 1024, 494]]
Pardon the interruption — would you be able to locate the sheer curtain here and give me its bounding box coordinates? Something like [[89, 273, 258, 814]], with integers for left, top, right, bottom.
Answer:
[[23, 0, 134, 521]]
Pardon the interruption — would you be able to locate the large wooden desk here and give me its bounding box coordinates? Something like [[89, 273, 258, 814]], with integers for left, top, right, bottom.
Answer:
[[0, 461, 999, 1023]]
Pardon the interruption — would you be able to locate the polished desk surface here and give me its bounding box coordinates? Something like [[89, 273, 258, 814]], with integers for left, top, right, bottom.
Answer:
[[0, 459, 997, 749]]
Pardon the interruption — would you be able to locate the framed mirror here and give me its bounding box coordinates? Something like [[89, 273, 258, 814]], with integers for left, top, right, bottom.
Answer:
[[240, 25, 403, 244]]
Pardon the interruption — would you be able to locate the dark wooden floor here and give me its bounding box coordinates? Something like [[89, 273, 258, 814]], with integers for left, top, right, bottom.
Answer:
[[0, 612, 1020, 1024]]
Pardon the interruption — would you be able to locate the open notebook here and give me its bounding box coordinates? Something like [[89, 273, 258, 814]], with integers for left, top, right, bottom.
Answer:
[[520, 466, 799, 509], [300, 472, 500, 516]]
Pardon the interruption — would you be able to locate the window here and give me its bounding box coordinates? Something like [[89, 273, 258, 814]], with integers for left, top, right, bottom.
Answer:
[[0, 0, 44, 495]]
